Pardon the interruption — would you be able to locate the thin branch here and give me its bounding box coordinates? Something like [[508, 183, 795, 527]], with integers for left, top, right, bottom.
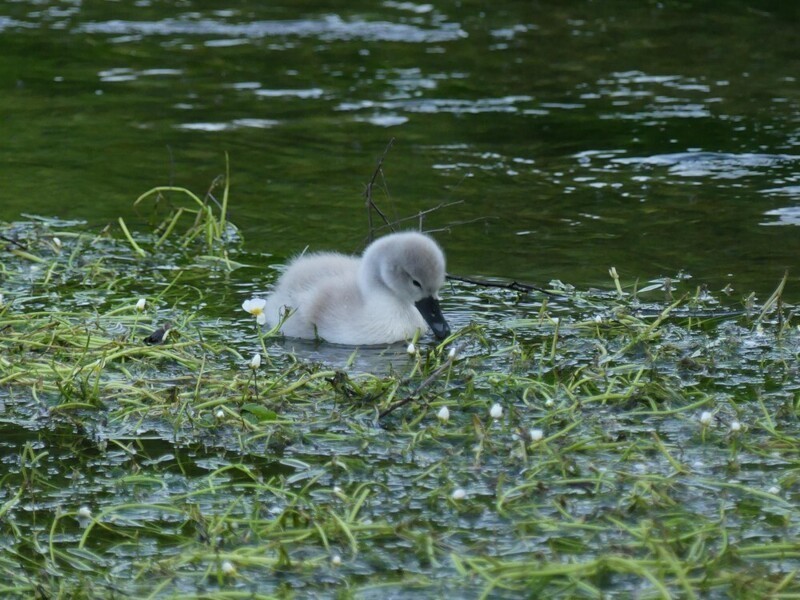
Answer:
[[0, 234, 27, 250], [424, 216, 498, 235], [369, 201, 466, 236], [445, 274, 556, 296], [379, 344, 463, 420], [364, 138, 396, 242]]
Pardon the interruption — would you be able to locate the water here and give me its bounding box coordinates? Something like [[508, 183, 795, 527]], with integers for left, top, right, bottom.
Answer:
[[1, 1, 799, 299]]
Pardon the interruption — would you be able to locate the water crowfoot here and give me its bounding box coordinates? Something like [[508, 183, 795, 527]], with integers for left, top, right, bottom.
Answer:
[[2, 179, 800, 599], [242, 298, 267, 325], [76, 506, 92, 527]]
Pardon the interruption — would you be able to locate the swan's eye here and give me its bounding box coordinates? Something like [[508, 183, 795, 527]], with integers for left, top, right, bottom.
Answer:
[[412, 279, 422, 288]]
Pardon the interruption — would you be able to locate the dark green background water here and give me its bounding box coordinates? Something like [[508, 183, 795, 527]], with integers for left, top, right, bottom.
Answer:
[[2, 0, 800, 297]]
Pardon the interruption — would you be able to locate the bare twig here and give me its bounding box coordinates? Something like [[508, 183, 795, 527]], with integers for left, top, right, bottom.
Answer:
[[364, 138, 396, 242], [424, 216, 497, 235], [445, 274, 556, 296], [0, 234, 27, 250], [367, 201, 466, 236], [379, 344, 463, 420]]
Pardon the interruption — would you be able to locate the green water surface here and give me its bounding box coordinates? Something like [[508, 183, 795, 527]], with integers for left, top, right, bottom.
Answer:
[[2, 0, 800, 296], [2, 3, 800, 598]]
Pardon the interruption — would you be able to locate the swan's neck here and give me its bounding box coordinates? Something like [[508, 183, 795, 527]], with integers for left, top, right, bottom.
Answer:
[[358, 254, 391, 298]]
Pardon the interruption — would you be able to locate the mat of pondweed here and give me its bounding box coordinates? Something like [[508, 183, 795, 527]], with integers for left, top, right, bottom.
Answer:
[[1, 213, 799, 599]]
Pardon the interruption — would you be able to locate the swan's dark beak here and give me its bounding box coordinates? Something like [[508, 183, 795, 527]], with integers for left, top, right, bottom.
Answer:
[[415, 296, 451, 340]]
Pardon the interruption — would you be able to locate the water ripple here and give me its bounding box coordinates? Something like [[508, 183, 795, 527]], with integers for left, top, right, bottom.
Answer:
[[338, 95, 532, 115], [612, 151, 800, 179], [77, 15, 467, 43]]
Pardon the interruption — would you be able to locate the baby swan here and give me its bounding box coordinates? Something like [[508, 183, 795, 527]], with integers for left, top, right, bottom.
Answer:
[[264, 232, 450, 345]]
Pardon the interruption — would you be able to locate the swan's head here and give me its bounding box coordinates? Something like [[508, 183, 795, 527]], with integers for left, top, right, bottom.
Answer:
[[362, 231, 451, 340]]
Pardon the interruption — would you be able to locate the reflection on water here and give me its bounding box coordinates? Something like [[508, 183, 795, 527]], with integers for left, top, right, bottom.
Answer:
[[267, 336, 423, 374], [762, 205, 800, 226], [77, 14, 467, 43], [613, 151, 800, 179]]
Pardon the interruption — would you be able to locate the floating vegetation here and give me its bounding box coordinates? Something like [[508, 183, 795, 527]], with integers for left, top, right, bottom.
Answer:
[[0, 175, 799, 599]]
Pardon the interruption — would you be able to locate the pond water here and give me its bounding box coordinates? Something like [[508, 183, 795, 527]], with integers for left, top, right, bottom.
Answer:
[[2, 2, 800, 598], [2, 0, 800, 298]]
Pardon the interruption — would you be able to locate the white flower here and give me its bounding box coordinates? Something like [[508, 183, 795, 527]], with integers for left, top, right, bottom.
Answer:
[[768, 485, 781, 496], [215, 409, 225, 419], [331, 554, 342, 566], [544, 398, 554, 408], [406, 342, 416, 355], [448, 346, 457, 359], [221, 560, 236, 575], [53, 237, 62, 250], [333, 486, 344, 496], [78, 506, 92, 519], [490, 403, 503, 419], [699, 411, 713, 426], [730, 420, 741, 433], [437, 406, 450, 423], [529, 428, 544, 442], [135, 298, 146, 311], [249, 353, 262, 370], [242, 298, 267, 325], [451, 488, 466, 500], [0, 294, 4, 308]]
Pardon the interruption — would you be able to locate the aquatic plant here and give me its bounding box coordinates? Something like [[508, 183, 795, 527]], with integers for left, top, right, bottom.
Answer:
[[0, 170, 798, 599]]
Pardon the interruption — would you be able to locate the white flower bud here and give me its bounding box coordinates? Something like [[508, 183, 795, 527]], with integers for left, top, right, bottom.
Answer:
[[221, 560, 235, 575], [490, 403, 503, 419]]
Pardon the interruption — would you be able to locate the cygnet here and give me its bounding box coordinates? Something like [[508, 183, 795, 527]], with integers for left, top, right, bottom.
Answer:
[[264, 231, 451, 345]]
